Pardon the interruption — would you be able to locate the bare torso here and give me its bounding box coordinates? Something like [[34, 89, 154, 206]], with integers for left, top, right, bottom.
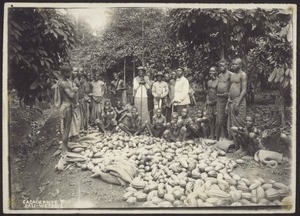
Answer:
[[217, 71, 231, 94], [59, 79, 76, 105], [207, 79, 218, 101], [229, 71, 245, 100]]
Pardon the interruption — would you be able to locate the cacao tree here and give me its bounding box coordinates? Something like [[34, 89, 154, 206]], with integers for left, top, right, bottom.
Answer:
[[8, 8, 76, 106]]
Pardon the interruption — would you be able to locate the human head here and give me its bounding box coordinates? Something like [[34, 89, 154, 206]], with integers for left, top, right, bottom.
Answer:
[[164, 72, 170, 82], [94, 73, 99, 81], [116, 100, 122, 107], [113, 72, 119, 80], [60, 65, 72, 79], [155, 108, 162, 117], [171, 71, 177, 80], [218, 60, 228, 73], [129, 96, 134, 105], [196, 108, 204, 118], [177, 68, 183, 78], [131, 106, 139, 117], [246, 115, 255, 129], [156, 71, 163, 82], [181, 108, 189, 118], [209, 66, 217, 79], [87, 74, 92, 81], [232, 58, 243, 72], [137, 66, 146, 77], [171, 112, 179, 121]]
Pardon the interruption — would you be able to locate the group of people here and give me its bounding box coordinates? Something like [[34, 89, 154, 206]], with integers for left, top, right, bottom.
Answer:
[[57, 57, 262, 156]]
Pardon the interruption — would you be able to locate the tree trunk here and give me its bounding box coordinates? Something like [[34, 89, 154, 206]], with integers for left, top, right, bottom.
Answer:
[[219, 23, 225, 60]]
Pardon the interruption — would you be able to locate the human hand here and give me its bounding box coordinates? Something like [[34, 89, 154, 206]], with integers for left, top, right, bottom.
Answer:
[[233, 104, 239, 116], [225, 104, 229, 114]]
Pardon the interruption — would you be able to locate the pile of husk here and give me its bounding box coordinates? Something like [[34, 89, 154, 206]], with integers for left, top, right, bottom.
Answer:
[[55, 130, 292, 208]]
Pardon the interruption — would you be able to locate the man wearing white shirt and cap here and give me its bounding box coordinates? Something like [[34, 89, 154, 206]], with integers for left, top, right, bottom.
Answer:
[[171, 68, 190, 115], [133, 66, 150, 123]]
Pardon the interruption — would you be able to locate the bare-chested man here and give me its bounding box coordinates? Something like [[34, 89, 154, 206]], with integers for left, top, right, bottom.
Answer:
[[206, 67, 218, 139], [216, 60, 232, 140], [58, 65, 79, 156], [227, 58, 248, 139]]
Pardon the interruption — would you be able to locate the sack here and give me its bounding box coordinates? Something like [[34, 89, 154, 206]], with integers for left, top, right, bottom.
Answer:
[[53, 82, 61, 108]]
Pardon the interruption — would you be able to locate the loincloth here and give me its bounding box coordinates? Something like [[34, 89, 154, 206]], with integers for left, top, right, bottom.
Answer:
[[227, 97, 246, 131], [207, 101, 217, 118], [216, 94, 228, 126]]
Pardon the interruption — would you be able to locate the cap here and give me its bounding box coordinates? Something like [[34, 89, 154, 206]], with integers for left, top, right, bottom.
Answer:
[[137, 66, 146, 71], [155, 71, 164, 77]]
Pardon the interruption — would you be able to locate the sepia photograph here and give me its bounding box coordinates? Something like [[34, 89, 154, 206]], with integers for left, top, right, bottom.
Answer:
[[2, 3, 297, 214]]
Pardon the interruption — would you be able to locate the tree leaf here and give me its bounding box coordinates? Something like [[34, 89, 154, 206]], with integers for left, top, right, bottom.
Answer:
[[268, 68, 277, 82], [30, 79, 39, 90]]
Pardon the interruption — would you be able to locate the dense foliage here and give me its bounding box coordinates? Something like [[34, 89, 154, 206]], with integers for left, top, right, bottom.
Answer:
[[8, 7, 293, 106], [8, 8, 76, 106]]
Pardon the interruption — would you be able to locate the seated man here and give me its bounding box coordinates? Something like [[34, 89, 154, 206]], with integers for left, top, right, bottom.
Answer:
[[194, 108, 209, 138], [231, 114, 264, 156], [146, 108, 167, 137], [177, 108, 198, 140], [96, 101, 118, 134], [118, 106, 147, 136], [162, 112, 184, 142]]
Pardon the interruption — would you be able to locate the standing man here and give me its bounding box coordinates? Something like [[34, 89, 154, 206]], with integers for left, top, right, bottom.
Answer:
[[216, 60, 232, 140], [57, 65, 78, 156], [90, 73, 106, 126], [206, 66, 218, 139], [133, 66, 150, 123], [110, 72, 126, 107], [172, 68, 190, 115], [82, 72, 93, 130], [152, 71, 169, 110], [165, 71, 177, 121], [227, 58, 248, 139]]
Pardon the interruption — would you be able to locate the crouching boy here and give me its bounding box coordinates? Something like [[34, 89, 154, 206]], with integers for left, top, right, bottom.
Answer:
[[118, 106, 147, 136], [146, 108, 167, 137], [231, 115, 264, 156], [96, 101, 118, 134]]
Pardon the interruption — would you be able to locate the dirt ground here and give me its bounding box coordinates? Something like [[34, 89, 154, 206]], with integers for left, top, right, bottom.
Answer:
[[7, 90, 292, 210]]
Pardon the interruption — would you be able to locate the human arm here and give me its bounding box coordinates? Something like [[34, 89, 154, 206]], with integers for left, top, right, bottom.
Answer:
[[161, 82, 169, 98], [59, 81, 78, 99], [176, 78, 190, 102], [117, 80, 126, 91], [237, 72, 248, 107], [152, 83, 158, 98]]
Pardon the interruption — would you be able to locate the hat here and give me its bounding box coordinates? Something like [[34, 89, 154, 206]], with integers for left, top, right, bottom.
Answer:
[[155, 71, 164, 77], [137, 66, 146, 71]]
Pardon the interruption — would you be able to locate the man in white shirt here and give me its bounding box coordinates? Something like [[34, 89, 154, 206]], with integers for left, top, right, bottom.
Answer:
[[171, 68, 190, 115], [152, 71, 169, 110]]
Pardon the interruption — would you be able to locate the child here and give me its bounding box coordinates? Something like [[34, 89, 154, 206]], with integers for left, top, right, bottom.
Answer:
[[146, 108, 167, 137], [162, 112, 184, 142], [118, 107, 147, 136], [114, 100, 127, 122], [194, 108, 209, 138], [96, 101, 117, 134], [231, 114, 264, 156], [206, 67, 218, 139], [177, 108, 198, 140]]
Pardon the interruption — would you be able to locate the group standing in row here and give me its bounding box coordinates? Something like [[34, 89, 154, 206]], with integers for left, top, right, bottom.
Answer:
[[57, 57, 259, 156]]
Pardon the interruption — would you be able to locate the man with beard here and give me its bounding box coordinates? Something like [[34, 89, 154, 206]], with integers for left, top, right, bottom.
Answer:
[[216, 60, 232, 140], [227, 58, 248, 139]]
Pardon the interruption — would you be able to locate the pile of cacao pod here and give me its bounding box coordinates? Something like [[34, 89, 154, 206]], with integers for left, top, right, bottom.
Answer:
[[64, 130, 292, 208]]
